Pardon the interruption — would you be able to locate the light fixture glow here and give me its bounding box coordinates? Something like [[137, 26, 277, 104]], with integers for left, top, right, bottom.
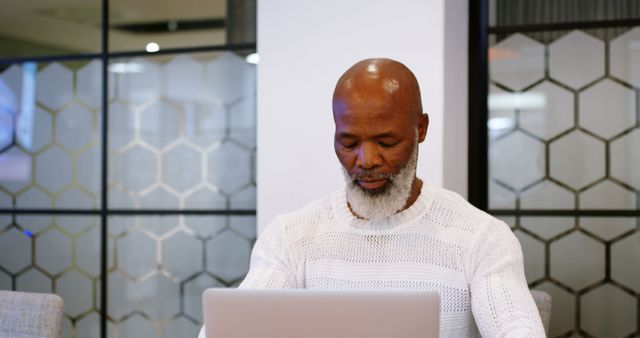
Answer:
[[488, 92, 546, 111], [146, 42, 160, 53], [108, 62, 145, 74], [487, 117, 515, 130], [245, 53, 259, 64]]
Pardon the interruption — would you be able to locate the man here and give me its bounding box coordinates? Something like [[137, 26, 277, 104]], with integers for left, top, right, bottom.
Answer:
[[198, 58, 545, 337]]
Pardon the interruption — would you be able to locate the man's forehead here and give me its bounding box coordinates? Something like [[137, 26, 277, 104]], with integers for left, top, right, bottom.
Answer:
[[336, 130, 399, 139], [333, 81, 404, 115], [334, 104, 407, 121], [333, 92, 414, 120], [333, 104, 415, 136], [337, 70, 402, 94], [333, 93, 390, 111]]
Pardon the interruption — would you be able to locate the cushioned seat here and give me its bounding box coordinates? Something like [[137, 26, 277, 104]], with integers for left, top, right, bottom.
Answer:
[[0, 290, 64, 338]]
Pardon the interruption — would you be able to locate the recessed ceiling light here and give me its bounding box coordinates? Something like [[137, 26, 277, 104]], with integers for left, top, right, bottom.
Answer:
[[146, 42, 160, 53], [245, 53, 259, 64], [108, 62, 145, 74]]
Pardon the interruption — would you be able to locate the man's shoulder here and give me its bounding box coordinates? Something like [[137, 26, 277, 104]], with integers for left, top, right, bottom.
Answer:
[[276, 190, 341, 231], [423, 183, 496, 234]]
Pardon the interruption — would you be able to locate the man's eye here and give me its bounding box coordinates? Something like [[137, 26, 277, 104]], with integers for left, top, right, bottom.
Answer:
[[342, 143, 357, 149], [378, 141, 398, 148]]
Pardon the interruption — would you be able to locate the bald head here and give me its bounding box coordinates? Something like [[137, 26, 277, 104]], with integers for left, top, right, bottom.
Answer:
[[333, 58, 423, 121]]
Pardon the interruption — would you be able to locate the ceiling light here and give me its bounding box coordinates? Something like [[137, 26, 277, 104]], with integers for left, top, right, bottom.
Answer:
[[245, 53, 259, 64], [487, 117, 515, 130], [146, 42, 160, 53], [108, 62, 145, 74], [488, 92, 546, 111]]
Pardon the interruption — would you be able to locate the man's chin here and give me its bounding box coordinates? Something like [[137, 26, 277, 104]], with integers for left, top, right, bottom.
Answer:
[[355, 182, 389, 197], [357, 178, 388, 190]]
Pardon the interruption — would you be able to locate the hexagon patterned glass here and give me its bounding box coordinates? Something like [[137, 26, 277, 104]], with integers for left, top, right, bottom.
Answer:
[[108, 216, 255, 337], [108, 52, 256, 210], [490, 28, 640, 338], [0, 216, 101, 338], [0, 61, 101, 209], [0, 51, 257, 338]]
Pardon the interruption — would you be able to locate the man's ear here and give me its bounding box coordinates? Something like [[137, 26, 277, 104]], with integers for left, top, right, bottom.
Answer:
[[417, 113, 429, 143]]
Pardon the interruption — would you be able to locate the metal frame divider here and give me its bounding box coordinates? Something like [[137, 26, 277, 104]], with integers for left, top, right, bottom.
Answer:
[[100, 0, 108, 336], [468, 0, 490, 211]]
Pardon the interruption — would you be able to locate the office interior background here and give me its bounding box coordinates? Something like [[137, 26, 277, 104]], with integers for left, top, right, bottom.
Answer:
[[0, 0, 638, 337]]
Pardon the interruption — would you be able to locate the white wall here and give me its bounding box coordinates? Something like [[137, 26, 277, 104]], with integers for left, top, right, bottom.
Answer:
[[257, 0, 468, 232]]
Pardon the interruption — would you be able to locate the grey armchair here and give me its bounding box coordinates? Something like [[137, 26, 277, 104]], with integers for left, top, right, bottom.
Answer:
[[531, 290, 552, 336], [0, 290, 64, 338]]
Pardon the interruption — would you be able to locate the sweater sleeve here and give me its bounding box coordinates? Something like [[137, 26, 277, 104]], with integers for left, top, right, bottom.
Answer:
[[238, 215, 299, 289], [197, 216, 300, 338], [469, 219, 546, 337]]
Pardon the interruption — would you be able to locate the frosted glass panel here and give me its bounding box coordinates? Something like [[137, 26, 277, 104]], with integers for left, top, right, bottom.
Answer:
[[489, 130, 545, 190], [108, 52, 256, 210], [549, 130, 606, 190], [611, 129, 640, 190], [489, 27, 640, 338], [549, 31, 605, 90], [504, 217, 639, 337], [490, 33, 545, 91], [489, 30, 639, 203], [519, 81, 574, 141], [0, 62, 102, 209], [0, 215, 101, 338], [107, 215, 255, 336], [579, 79, 635, 139]]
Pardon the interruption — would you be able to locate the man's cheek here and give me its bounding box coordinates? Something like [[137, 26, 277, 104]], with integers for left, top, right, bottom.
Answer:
[[389, 149, 413, 169], [337, 153, 356, 169]]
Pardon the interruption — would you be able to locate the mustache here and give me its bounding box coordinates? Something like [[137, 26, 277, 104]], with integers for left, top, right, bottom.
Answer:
[[348, 170, 394, 181]]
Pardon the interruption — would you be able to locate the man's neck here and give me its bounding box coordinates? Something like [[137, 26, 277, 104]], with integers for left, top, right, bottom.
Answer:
[[402, 176, 423, 211]]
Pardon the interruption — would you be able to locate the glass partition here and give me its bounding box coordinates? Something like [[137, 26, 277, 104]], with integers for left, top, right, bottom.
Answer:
[[0, 0, 256, 337], [0, 215, 102, 337], [0, 61, 102, 209], [106, 215, 255, 338], [107, 52, 256, 210], [485, 1, 640, 336]]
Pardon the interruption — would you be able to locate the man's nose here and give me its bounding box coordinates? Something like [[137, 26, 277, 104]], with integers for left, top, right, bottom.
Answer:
[[356, 143, 381, 169]]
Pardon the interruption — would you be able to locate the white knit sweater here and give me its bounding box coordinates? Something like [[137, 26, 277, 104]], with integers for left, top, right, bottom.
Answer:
[[198, 182, 545, 338]]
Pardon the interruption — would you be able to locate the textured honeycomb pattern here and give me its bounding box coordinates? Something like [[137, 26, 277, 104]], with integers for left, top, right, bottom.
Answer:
[[490, 29, 640, 337], [108, 53, 256, 210], [0, 216, 102, 337], [0, 52, 256, 210], [0, 51, 256, 338], [0, 215, 255, 338], [107, 215, 255, 338], [0, 62, 101, 208]]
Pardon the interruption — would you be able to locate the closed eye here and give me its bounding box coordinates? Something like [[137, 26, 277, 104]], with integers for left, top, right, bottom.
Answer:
[[340, 142, 358, 149], [378, 141, 399, 148]]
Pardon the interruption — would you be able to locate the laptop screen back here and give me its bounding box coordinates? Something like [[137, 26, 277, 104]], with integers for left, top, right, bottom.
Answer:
[[203, 288, 439, 338]]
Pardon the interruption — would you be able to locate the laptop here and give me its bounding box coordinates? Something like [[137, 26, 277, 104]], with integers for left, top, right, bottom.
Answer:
[[203, 288, 439, 338]]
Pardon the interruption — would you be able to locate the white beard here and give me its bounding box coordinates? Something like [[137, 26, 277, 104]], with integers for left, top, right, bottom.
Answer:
[[342, 144, 418, 220]]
